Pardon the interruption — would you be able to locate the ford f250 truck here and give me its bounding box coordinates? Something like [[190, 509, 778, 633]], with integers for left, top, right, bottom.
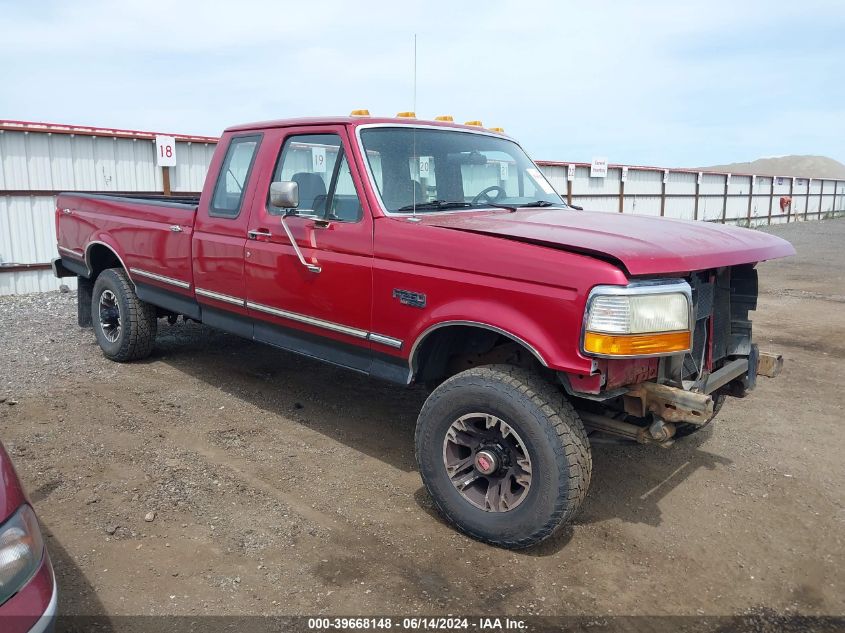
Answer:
[[53, 114, 794, 548]]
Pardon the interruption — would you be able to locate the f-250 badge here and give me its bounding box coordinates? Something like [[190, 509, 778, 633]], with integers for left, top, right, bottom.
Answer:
[[392, 289, 426, 308]]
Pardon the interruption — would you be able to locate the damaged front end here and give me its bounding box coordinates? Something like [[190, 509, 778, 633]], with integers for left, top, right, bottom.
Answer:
[[563, 264, 783, 445]]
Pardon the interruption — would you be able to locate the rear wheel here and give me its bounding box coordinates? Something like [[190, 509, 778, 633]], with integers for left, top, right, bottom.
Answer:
[[92, 268, 157, 362], [415, 365, 591, 549]]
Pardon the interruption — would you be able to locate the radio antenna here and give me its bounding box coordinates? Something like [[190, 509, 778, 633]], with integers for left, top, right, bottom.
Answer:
[[413, 33, 417, 115], [412, 33, 418, 218]]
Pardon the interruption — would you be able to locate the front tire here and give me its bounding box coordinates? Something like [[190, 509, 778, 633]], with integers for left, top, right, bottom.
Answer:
[[92, 268, 157, 362], [415, 365, 591, 549]]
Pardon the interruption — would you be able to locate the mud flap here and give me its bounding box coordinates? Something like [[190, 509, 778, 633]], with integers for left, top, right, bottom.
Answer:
[[78, 276, 94, 328]]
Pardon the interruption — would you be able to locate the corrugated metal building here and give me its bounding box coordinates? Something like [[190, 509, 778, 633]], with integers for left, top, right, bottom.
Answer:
[[1, 119, 843, 295], [0, 121, 216, 295]]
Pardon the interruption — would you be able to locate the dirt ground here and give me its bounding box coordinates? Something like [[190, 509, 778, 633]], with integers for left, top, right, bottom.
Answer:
[[0, 218, 843, 621]]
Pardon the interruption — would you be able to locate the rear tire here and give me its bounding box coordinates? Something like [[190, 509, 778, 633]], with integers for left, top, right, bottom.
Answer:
[[415, 365, 591, 549], [92, 268, 157, 362]]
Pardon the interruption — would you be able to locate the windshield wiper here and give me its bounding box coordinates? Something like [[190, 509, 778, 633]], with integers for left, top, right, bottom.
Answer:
[[514, 200, 565, 208], [396, 200, 473, 212], [485, 202, 518, 212], [486, 200, 563, 212]]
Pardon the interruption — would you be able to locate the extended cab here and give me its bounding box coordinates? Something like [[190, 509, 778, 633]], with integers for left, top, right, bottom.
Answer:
[[54, 115, 794, 548]]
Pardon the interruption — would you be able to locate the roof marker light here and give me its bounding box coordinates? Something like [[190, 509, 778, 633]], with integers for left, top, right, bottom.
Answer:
[[489, 127, 505, 133], [435, 115, 454, 122], [396, 111, 416, 118], [464, 120, 483, 127], [350, 109, 371, 117]]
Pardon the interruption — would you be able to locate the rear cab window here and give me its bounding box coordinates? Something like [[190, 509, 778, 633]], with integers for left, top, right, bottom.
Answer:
[[210, 134, 262, 218]]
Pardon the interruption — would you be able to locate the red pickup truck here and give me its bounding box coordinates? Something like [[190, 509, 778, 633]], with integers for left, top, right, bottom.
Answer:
[[53, 115, 794, 548]]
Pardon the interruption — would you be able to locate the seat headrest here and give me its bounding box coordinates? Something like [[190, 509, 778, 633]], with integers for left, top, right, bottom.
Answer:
[[291, 173, 327, 211]]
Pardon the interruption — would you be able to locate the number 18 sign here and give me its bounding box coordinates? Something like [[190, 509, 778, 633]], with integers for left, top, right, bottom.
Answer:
[[155, 135, 176, 167]]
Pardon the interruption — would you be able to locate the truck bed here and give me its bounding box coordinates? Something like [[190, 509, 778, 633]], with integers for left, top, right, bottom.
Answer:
[[58, 192, 199, 212], [56, 192, 197, 309]]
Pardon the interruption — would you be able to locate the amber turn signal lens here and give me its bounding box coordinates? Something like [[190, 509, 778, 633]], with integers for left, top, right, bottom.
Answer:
[[584, 330, 691, 356]]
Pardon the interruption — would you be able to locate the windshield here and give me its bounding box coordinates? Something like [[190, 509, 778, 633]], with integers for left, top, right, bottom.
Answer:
[[358, 127, 565, 213]]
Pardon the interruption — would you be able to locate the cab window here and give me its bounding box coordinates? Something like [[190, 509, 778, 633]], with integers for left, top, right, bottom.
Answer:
[[210, 135, 261, 218], [269, 134, 363, 222]]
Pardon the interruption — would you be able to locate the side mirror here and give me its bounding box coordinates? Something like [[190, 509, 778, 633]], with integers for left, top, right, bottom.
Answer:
[[270, 181, 299, 209]]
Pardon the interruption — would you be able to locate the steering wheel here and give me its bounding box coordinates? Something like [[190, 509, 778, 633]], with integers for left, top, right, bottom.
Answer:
[[471, 185, 507, 205]]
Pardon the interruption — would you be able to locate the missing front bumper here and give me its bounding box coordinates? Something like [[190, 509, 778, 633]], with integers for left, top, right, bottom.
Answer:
[[621, 348, 784, 425], [623, 381, 714, 426]]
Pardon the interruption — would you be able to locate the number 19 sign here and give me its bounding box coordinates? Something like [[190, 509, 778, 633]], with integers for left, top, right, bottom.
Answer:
[[155, 135, 176, 167]]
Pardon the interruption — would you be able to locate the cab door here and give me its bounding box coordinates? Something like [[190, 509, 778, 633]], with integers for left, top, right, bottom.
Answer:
[[243, 126, 374, 372], [192, 133, 262, 337]]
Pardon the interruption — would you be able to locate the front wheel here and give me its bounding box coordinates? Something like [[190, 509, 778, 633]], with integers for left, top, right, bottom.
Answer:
[[92, 268, 157, 362], [415, 365, 591, 549]]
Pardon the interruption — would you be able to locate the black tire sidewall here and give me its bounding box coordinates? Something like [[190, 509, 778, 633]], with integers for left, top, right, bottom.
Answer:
[[92, 270, 132, 359], [416, 376, 572, 544]]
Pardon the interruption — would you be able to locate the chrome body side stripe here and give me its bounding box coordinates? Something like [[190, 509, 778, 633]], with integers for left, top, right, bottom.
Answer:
[[195, 288, 246, 307], [246, 301, 369, 339], [129, 267, 191, 290], [368, 333, 403, 349]]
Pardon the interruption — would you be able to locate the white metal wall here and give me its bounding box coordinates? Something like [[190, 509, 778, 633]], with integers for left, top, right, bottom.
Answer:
[[0, 125, 215, 295], [2, 122, 844, 295], [539, 162, 844, 228]]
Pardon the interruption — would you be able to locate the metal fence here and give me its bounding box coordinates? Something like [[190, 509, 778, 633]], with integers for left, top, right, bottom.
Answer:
[[1, 119, 843, 295], [0, 120, 216, 294], [539, 162, 844, 225]]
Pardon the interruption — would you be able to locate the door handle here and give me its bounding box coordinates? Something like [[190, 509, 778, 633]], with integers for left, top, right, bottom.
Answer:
[[169, 225, 183, 232], [247, 229, 272, 240]]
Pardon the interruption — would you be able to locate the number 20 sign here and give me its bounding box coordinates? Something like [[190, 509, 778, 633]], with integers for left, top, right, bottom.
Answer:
[[155, 135, 176, 167]]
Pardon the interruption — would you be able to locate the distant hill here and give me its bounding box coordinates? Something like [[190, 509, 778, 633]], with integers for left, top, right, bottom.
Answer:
[[695, 155, 845, 179]]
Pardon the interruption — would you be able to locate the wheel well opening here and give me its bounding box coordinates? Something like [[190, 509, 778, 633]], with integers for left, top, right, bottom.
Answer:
[[87, 244, 122, 279], [413, 325, 544, 387]]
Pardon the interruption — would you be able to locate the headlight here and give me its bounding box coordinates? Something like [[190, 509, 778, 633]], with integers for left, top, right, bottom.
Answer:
[[0, 505, 44, 606], [583, 281, 692, 357]]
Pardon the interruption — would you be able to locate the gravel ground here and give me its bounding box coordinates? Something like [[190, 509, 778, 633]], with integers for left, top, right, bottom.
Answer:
[[0, 218, 843, 623]]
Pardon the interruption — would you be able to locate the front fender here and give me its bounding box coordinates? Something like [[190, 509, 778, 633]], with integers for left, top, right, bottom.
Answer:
[[404, 293, 595, 378]]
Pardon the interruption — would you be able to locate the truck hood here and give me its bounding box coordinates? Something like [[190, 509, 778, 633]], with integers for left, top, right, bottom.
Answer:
[[419, 208, 795, 276]]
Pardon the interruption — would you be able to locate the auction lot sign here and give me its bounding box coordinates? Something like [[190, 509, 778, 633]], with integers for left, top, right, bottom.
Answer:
[[155, 135, 177, 167]]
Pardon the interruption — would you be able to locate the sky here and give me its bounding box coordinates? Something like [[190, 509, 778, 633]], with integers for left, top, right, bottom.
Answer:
[[0, 0, 842, 167]]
